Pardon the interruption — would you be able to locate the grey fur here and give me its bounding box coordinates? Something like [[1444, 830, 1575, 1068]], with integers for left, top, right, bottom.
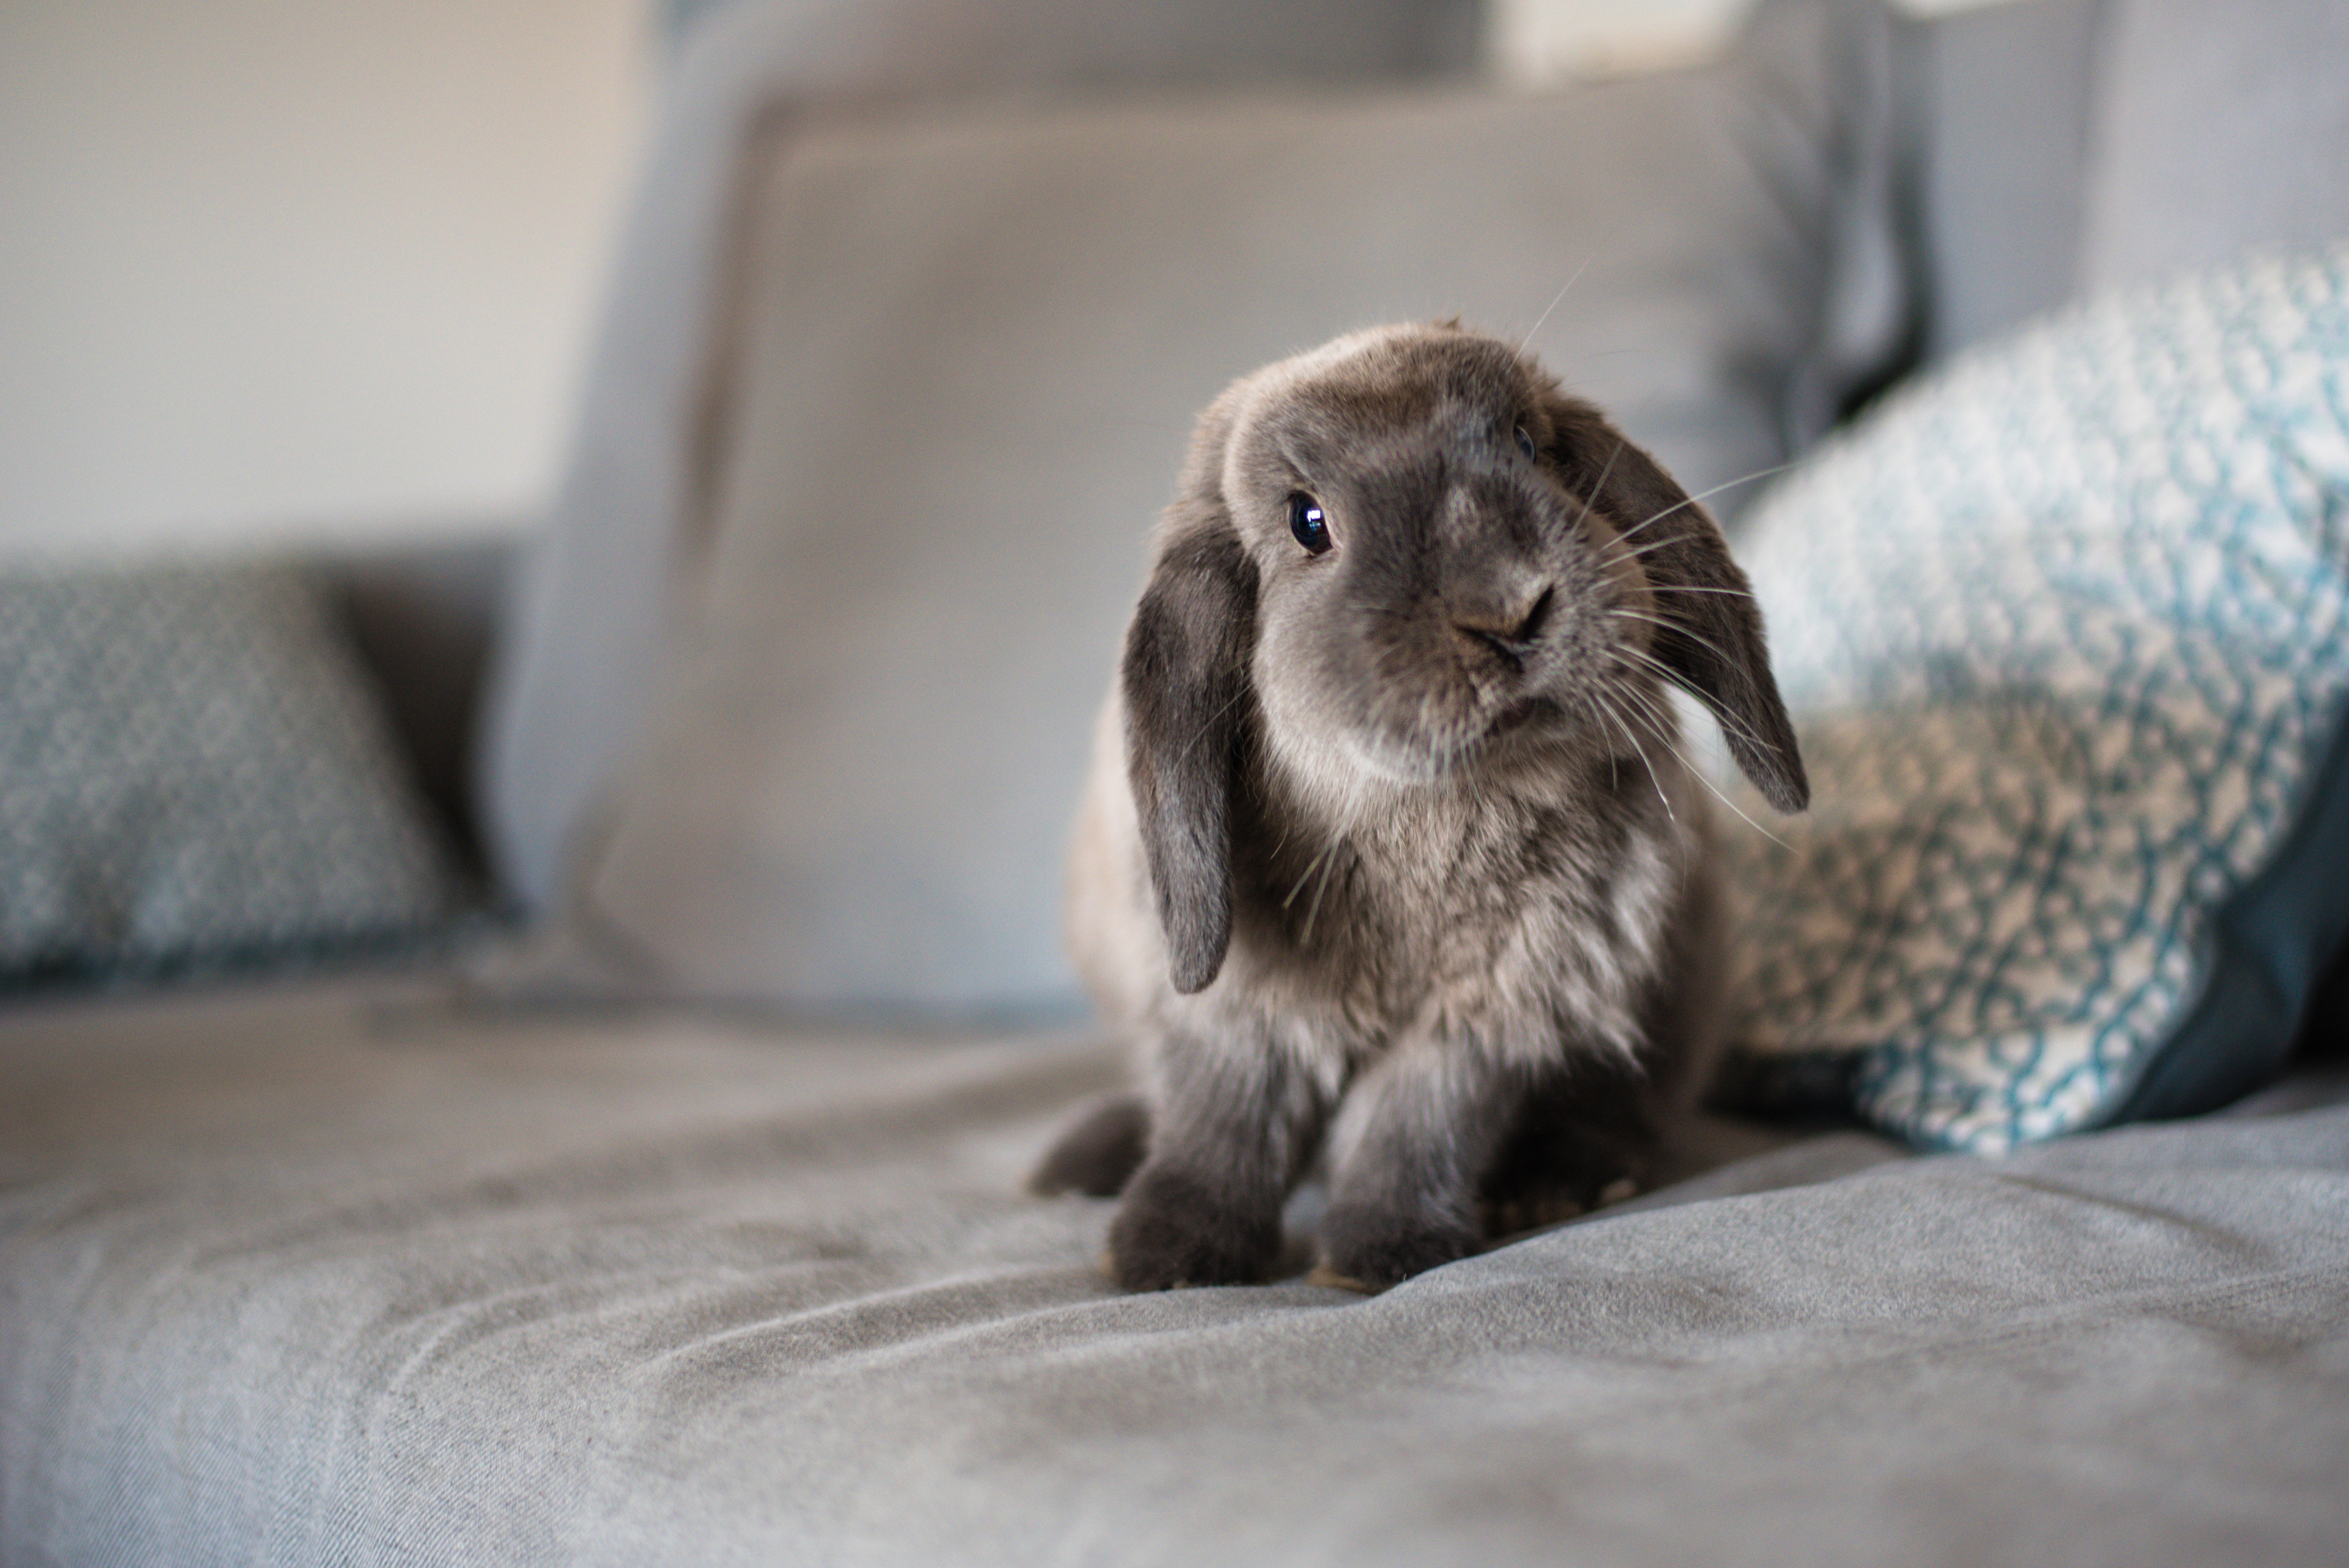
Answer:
[[1042, 322, 1806, 1292]]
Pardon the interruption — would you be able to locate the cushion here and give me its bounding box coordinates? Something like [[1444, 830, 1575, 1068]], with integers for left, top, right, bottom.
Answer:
[[478, 0, 1488, 915], [554, 23, 1908, 1015], [7, 978, 2349, 1564], [478, 0, 1911, 930], [0, 564, 467, 988], [1905, 0, 2102, 358], [1899, 0, 2349, 357], [2082, 0, 2349, 293], [1716, 243, 2349, 1152]]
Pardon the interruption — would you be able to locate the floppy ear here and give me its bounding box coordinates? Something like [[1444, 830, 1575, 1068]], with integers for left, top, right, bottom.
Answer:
[[1548, 398, 1809, 813], [1122, 430, 1260, 994]]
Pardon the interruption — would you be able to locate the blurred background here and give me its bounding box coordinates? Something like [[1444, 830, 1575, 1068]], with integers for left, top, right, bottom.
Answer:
[[0, 0, 1831, 565], [0, 0, 650, 560], [5, 0, 2340, 1008]]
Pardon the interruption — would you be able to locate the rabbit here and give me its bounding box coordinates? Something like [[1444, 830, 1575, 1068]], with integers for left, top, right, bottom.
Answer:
[[1030, 321, 1808, 1293]]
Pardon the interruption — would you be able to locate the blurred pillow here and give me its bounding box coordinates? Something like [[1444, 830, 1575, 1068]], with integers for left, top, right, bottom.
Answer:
[[0, 564, 467, 989], [1717, 244, 2349, 1152], [552, 17, 1907, 1016]]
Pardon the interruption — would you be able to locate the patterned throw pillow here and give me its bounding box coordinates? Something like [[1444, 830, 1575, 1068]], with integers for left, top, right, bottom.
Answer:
[[0, 564, 467, 988], [1718, 245, 2349, 1153]]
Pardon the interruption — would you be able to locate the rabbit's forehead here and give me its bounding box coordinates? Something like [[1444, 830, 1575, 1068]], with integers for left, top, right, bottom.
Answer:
[[1234, 331, 1534, 478]]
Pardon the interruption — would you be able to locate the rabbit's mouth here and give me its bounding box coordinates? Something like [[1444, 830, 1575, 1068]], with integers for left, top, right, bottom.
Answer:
[[1335, 686, 1570, 785]]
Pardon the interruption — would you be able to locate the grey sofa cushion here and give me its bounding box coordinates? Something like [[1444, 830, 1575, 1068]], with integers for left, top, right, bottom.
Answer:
[[1907, 0, 2104, 358], [561, 21, 1907, 1014], [478, 0, 1483, 916], [1906, 0, 2349, 355], [478, 0, 1910, 931], [0, 565, 467, 987], [5, 978, 2346, 1565], [2082, 0, 2349, 291]]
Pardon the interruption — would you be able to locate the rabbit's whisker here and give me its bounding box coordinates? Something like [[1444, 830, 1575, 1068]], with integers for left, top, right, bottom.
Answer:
[[1673, 740, 1793, 849], [1515, 252, 1593, 354], [1573, 691, 1622, 792], [1282, 825, 1338, 911], [1603, 680, 1695, 779], [1572, 437, 1628, 540], [1280, 768, 1354, 916], [1282, 840, 1330, 913], [1608, 642, 1774, 752], [1600, 532, 1704, 565], [1301, 824, 1348, 942], [1612, 461, 1796, 544], [1647, 582, 1757, 601], [1618, 686, 1793, 850], [1175, 685, 1255, 771], [1601, 669, 1677, 741], [1588, 678, 1675, 823], [1607, 607, 1737, 669], [1592, 657, 1791, 847]]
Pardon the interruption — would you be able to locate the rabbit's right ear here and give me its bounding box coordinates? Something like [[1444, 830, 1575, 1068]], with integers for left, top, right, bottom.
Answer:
[[1122, 437, 1258, 995]]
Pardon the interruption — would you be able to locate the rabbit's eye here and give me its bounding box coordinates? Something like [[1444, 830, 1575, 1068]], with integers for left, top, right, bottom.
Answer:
[[1513, 425, 1538, 461], [1288, 493, 1332, 556]]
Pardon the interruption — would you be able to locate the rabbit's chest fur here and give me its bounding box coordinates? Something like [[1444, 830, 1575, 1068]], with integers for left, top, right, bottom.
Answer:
[[1214, 724, 1698, 1070]]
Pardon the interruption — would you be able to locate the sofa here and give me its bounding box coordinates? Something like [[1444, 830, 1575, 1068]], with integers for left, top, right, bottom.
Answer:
[[6, 1, 2347, 1562]]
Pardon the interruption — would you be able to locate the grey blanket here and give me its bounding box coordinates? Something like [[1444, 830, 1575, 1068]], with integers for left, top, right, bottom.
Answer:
[[3, 978, 2343, 1565]]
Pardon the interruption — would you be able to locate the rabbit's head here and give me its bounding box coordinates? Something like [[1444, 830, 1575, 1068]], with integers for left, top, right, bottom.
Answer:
[[1123, 322, 1806, 993]]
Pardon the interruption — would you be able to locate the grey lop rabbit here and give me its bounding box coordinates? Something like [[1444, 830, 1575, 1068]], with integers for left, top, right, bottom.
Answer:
[[1032, 321, 1808, 1293]]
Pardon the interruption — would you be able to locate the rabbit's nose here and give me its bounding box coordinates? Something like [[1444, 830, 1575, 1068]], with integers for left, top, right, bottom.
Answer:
[[1453, 585, 1555, 672]]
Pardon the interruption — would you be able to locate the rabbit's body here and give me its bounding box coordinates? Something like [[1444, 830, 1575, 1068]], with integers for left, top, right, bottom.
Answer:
[[1037, 322, 1805, 1292], [1069, 687, 1713, 1087]]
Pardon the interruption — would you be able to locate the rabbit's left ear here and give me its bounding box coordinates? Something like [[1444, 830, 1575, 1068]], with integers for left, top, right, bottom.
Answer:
[[1546, 396, 1809, 813], [1123, 489, 1260, 995]]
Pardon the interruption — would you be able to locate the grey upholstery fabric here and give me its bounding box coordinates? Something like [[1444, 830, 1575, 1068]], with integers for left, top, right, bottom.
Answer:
[[4, 978, 2345, 1564], [1904, 0, 2349, 356], [2082, 0, 2349, 291], [1907, 0, 2104, 359], [552, 21, 1906, 1014], [477, 0, 1482, 915]]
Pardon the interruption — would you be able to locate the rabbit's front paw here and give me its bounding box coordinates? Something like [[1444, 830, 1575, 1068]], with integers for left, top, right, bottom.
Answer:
[[1106, 1164, 1282, 1290], [1313, 1203, 1479, 1293]]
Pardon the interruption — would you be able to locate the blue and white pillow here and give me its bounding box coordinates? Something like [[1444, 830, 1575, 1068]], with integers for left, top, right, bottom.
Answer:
[[1719, 245, 2349, 1153]]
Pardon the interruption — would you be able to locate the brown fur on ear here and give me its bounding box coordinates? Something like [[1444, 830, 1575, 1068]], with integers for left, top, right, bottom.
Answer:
[[1121, 411, 1260, 993], [1546, 395, 1809, 813]]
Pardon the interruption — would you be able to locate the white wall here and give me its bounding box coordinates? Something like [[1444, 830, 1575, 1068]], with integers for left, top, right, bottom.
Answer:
[[1489, 0, 2028, 85], [1489, 0, 1755, 84], [0, 0, 651, 559]]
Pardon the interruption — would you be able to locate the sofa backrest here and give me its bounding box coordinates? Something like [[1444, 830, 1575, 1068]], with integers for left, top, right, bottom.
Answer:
[[1906, 0, 2349, 359], [473, 0, 1490, 916], [465, 0, 2349, 957]]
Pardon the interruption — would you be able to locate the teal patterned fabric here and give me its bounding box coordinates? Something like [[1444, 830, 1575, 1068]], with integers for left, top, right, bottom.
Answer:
[[1719, 245, 2349, 1153], [0, 565, 467, 987]]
